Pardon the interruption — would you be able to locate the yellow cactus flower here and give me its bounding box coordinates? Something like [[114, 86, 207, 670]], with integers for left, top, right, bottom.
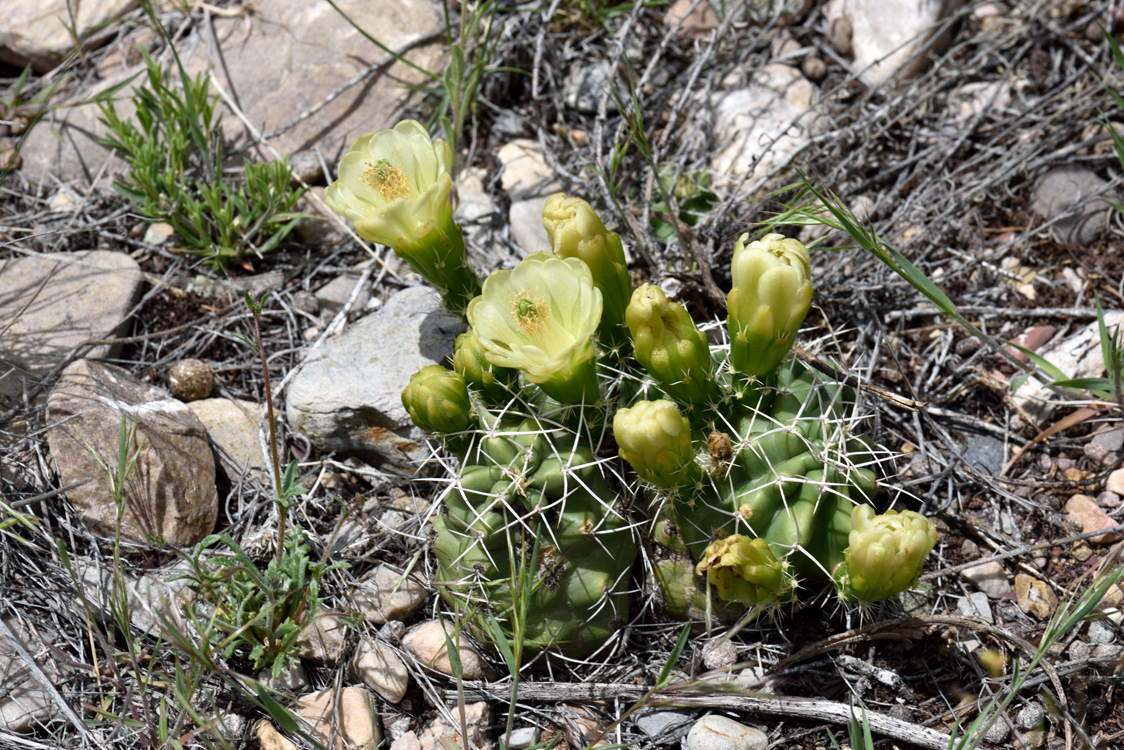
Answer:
[[613, 399, 698, 488], [695, 535, 796, 607], [837, 505, 938, 602]]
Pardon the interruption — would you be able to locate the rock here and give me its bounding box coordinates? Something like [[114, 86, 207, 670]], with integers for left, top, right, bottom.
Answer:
[[983, 719, 1009, 744], [168, 359, 214, 402], [0, 250, 143, 405], [1086, 427, 1124, 465], [950, 80, 1011, 121], [456, 166, 497, 248], [286, 286, 462, 470], [292, 291, 321, 317], [497, 140, 559, 201], [1030, 167, 1119, 245], [297, 687, 377, 750], [1004, 325, 1056, 364], [353, 564, 430, 625], [558, 704, 609, 749], [256, 721, 298, 750], [1017, 704, 1044, 730], [666, 0, 721, 34], [1014, 312, 1124, 418], [143, 222, 175, 246], [1093, 643, 1123, 659], [563, 61, 621, 114], [636, 709, 695, 738], [771, 39, 802, 61], [1015, 574, 1058, 620], [957, 592, 993, 623], [293, 187, 350, 246], [506, 727, 540, 749], [702, 638, 738, 670], [187, 398, 267, 479], [684, 715, 768, 750], [1108, 468, 1124, 496], [964, 434, 1004, 476], [350, 637, 409, 704], [1087, 620, 1114, 644], [258, 662, 309, 694], [1097, 491, 1121, 509], [391, 731, 423, 750], [127, 565, 196, 636], [418, 702, 492, 750], [1064, 495, 1121, 544], [961, 561, 1011, 599], [401, 620, 493, 680], [295, 613, 349, 664], [0, 0, 137, 72], [46, 360, 218, 547], [0, 615, 61, 733], [826, 16, 853, 56], [509, 198, 553, 256], [315, 269, 373, 317], [825, 0, 966, 86], [710, 64, 823, 190], [800, 55, 827, 83], [1068, 640, 1091, 661]]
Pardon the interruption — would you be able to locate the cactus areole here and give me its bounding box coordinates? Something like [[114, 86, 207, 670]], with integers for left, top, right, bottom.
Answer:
[[328, 126, 938, 661]]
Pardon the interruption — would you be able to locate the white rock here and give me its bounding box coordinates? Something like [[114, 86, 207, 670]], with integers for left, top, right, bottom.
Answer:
[[401, 620, 494, 680], [1014, 312, 1124, 419], [684, 715, 768, 750], [187, 398, 267, 479], [956, 592, 993, 623], [509, 198, 554, 256], [960, 561, 1011, 599], [497, 139, 559, 200], [0, 0, 137, 73], [0, 616, 61, 733], [1108, 469, 1124, 496], [506, 727, 540, 749], [825, 0, 967, 87], [419, 702, 492, 750], [349, 637, 409, 704], [710, 64, 823, 191]]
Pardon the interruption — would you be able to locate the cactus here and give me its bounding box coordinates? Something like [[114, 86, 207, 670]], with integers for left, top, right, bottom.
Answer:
[[327, 124, 938, 659]]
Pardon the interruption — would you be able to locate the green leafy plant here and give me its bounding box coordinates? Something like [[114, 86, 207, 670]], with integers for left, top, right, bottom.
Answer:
[[97, 49, 305, 268], [650, 167, 719, 241]]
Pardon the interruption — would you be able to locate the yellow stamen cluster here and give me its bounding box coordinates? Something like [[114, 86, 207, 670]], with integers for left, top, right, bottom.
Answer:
[[363, 159, 409, 200]]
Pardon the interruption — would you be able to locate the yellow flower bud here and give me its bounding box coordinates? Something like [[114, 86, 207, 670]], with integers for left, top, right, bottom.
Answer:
[[836, 505, 938, 602], [401, 365, 472, 435], [695, 535, 796, 607], [541, 194, 632, 349], [726, 233, 813, 378], [626, 284, 716, 409], [466, 252, 602, 405], [613, 399, 698, 488]]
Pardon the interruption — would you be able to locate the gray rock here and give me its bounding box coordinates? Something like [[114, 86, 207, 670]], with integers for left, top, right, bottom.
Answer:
[[825, 0, 967, 86], [257, 661, 308, 694], [710, 64, 823, 191], [167, 359, 214, 402], [957, 592, 993, 623], [0, 250, 143, 405], [46, 360, 218, 547], [418, 702, 491, 750], [702, 638, 738, 670], [564, 61, 621, 114], [0, 0, 137, 72], [286, 286, 462, 469], [353, 564, 430, 625], [315, 270, 372, 317], [497, 140, 559, 201], [1088, 620, 1114, 644], [128, 565, 196, 637], [349, 637, 409, 704], [187, 398, 267, 479], [960, 561, 1011, 599], [1093, 643, 1123, 660], [295, 613, 349, 665], [684, 715, 767, 750], [509, 198, 553, 256], [636, 709, 695, 739], [1030, 167, 1119, 245], [983, 719, 1009, 744], [1085, 427, 1123, 465], [505, 727, 540, 749], [1017, 704, 1044, 730], [964, 434, 1005, 476], [0, 616, 61, 733]]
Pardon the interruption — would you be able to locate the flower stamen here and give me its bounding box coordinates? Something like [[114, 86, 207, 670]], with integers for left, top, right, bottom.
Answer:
[[363, 159, 410, 200]]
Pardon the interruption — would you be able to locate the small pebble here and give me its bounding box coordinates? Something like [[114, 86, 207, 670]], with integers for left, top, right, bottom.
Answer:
[[1017, 704, 1044, 730], [167, 359, 213, 402], [1064, 495, 1120, 544], [506, 727, 540, 749], [401, 620, 493, 680], [685, 715, 767, 750], [1072, 540, 1094, 562], [1015, 574, 1057, 620], [801, 55, 827, 83], [702, 637, 738, 670], [1107, 468, 1124, 495], [1097, 491, 1121, 509], [826, 16, 852, 57], [1088, 620, 1114, 644], [983, 719, 1009, 745], [961, 561, 1011, 598], [1056, 457, 1075, 472]]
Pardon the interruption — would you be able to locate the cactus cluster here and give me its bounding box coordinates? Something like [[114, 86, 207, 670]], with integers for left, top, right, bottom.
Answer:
[[326, 120, 939, 660]]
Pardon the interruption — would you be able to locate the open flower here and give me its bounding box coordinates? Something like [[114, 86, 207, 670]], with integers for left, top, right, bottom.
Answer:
[[325, 120, 480, 319], [613, 399, 698, 488], [467, 252, 602, 404], [541, 194, 631, 349], [726, 233, 813, 378], [695, 535, 797, 607], [835, 505, 938, 603]]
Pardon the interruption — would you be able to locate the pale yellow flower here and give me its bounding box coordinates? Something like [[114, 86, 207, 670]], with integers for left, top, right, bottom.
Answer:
[[838, 505, 938, 602], [613, 399, 697, 488]]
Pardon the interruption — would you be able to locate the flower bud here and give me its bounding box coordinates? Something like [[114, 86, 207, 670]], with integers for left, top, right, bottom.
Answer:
[[326, 120, 481, 320], [626, 284, 716, 409], [613, 400, 698, 488], [834, 505, 938, 603], [541, 194, 632, 350], [453, 330, 519, 404], [695, 535, 796, 607], [401, 365, 472, 435], [727, 233, 813, 378], [466, 252, 602, 405]]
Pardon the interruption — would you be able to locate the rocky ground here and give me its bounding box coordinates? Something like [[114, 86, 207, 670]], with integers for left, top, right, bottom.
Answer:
[[2, 0, 1124, 749]]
